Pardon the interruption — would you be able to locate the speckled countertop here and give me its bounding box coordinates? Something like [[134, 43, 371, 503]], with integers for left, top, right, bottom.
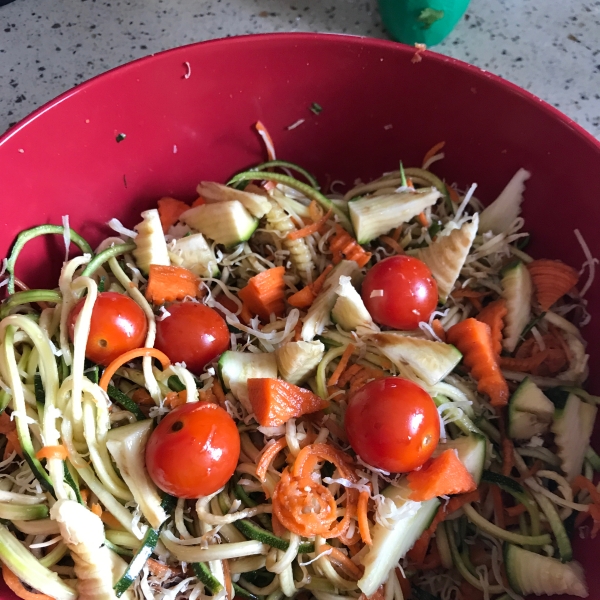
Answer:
[[0, 0, 599, 137]]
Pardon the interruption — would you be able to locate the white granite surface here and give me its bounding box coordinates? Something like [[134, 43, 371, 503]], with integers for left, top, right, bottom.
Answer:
[[0, 0, 599, 137]]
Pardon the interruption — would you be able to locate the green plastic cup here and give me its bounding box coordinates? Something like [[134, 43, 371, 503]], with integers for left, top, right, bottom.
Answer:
[[378, 0, 471, 47]]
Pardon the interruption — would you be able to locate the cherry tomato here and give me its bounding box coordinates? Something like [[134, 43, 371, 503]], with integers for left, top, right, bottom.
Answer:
[[146, 402, 240, 498], [361, 255, 438, 330], [344, 377, 440, 473], [155, 302, 229, 375], [68, 291, 148, 366]]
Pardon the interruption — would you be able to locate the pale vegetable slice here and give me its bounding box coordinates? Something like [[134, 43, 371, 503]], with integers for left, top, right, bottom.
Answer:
[[197, 181, 271, 219], [275, 341, 325, 385], [501, 261, 532, 353], [418, 214, 478, 302], [369, 332, 462, 386], [478, 168, 531, 234], [181, 201, 258, 247], [132, 209, 170, 273], [169, 232, 219, 277], [331, 275, 378, 332], [349, 188, 441, 244]]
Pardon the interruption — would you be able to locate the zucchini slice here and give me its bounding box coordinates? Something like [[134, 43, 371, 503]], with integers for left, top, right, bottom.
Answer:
[[501, 261, 532, 353], [132, 209, 170, 274]]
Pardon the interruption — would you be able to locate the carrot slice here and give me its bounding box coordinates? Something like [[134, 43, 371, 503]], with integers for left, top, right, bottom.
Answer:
[[407, 449, 477, 501], [357, 490, 372, 545], [446, 318, 509, 407], [238, 267, 286, 321], [2, 564, 54, 600], [256, 437, 288, 483], [247, 378, 328, 427], [327, 344, 356, 387], [157, 197, 190, 233], [99, 348, 170, 391], [329, 224, 371, 268], [288, 209, 332, 240], [476, 299, 507, 356], [288, 264, 334, 309], [422, 140, 446, 167], [214, 294, 252, 325], [191, 196, 206, 208], [287, 285, 315, 309], [90, 502, 103, 517], [527, 259, 579, 311], [35, 445, 68, 461], [145, 264, 201, 305]]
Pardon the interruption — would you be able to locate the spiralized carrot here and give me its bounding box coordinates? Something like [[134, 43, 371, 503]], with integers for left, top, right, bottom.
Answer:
[[2, 564, 54, 600], [422, 140, 446, 167], [337, 363, 363, 388], [99, 348, 170, 391], [35, 445, 68, 461], [451, 288, 489, 299], [212, 379, 227, 407], [431, 319, 446, 342], [322, 544, 364, 580], [256, 437, 288, 483], [147, 558, 172, 578], [501, 438, 515, 477], [357, 490, 372, 545], [288, 209, 332, 240], [164, 391, 187, 409], [255, 121, 276, 161], [527, 259, 579, 311], [327, 344, 356, 387], [90, 502, 103, 518], [476, 299, 507, 355], [417, 212, 429, 227], [379, 235, 404, 255], [272, 468, 338, 537]]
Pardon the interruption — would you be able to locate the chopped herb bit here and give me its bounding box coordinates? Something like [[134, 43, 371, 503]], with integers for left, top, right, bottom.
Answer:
[[116, 133, 126, 143], [123, 175, 128, 189], [428, 220, 442, 238], [98, 276, 106, 293], [399, 161, 407, 188], [516, 234, 530, 250], [418, 8, 444, 29], [310, 102, 323, 115]]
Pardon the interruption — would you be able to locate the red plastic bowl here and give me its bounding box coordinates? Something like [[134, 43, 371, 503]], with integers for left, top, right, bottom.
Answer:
[[0, 33, 598, 599]]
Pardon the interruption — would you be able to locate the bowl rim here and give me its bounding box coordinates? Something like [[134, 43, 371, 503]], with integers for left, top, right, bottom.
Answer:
[[1, 32, 599, 153]]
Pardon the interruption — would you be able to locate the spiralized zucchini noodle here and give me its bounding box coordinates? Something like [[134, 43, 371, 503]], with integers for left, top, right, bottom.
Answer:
[[0, 136, 597, 600]]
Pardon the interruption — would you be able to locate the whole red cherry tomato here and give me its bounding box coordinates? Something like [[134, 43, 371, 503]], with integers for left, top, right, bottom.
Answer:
[[344, 377, 440, 473], [155, 302, 229, 374], [361, 255, 438, 330], [146, 402, 240, 498], [68, 291, 148, 366]]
